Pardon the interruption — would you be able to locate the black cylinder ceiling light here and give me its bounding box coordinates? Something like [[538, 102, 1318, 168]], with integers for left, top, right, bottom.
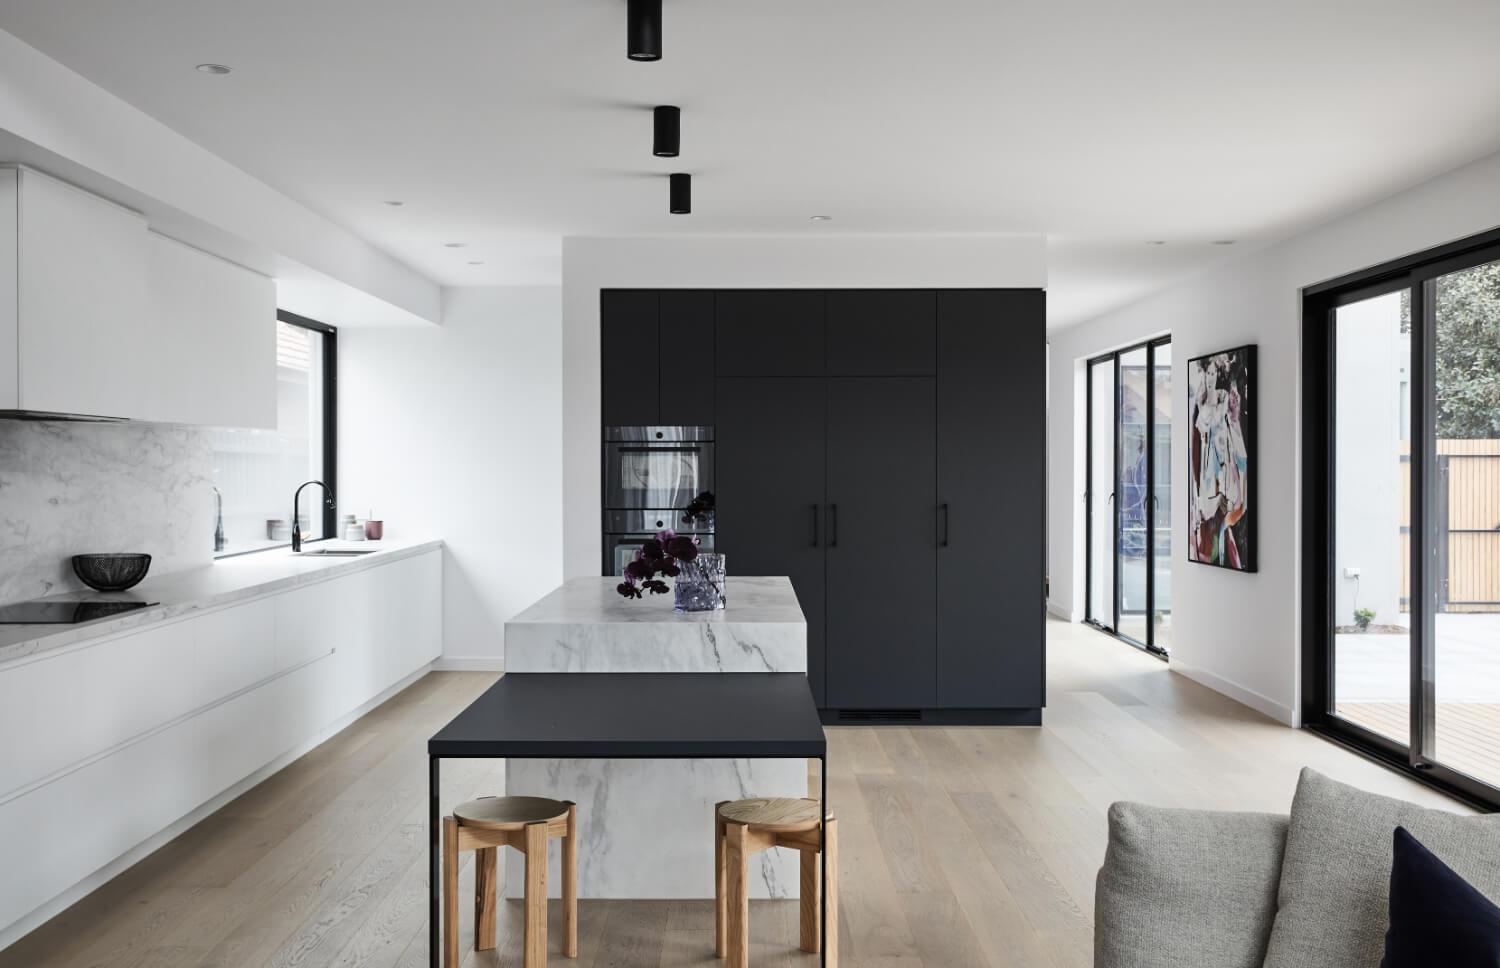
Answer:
[[653, 106, 680, 157], [628, 0, 662, 61], [669, 173, 691, 214]]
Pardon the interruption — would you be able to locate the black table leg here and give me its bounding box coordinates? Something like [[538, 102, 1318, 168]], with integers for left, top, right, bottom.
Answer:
[[429, 754, 440, 968], [820, 753, 828, 966]]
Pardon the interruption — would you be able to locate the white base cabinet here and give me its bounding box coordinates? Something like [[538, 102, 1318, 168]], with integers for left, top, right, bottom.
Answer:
[[0, 548, 442, 946]]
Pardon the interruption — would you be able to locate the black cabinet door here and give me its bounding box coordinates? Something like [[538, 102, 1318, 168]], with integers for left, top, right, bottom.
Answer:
[[716, 291, 826, 376], [601, 290, 661, 426], [825, 377, 938, 709], [936, 290, 1046, 708], [715, 377, 828, 705], [658, 291, 715, 426], [826, 291, 937, 376]]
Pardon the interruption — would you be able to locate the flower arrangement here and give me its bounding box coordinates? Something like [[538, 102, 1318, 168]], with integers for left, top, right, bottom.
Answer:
[[681, 490, 715, 526], [617, 528, 701, 599]]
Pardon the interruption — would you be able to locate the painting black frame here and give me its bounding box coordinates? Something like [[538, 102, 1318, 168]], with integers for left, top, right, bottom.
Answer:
[[1186, 343, 1257, 573]]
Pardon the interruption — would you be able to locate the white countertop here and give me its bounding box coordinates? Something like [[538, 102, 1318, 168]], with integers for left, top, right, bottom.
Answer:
[[0, 538, 443, 666], [505, 576, 807, 673]]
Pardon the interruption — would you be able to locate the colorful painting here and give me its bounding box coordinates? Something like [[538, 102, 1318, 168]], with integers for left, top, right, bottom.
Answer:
[[1188, 345, 1256, 571]]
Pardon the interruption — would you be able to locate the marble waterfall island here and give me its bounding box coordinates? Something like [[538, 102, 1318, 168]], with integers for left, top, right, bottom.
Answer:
[[504, 576, 810, 899]]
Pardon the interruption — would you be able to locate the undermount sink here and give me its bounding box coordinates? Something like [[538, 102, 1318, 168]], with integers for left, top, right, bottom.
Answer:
[[294, 548, 380, 557]]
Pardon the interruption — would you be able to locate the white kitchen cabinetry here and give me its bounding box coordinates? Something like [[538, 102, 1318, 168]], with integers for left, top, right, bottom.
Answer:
[[0, 167, 276, 426], [1, 167, 149, 418], [0, 547, 443, 946], [146, 232, 277, 428]]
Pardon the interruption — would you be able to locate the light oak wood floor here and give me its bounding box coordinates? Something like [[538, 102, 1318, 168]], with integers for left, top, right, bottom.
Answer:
[[1, 619, 1462, 968]]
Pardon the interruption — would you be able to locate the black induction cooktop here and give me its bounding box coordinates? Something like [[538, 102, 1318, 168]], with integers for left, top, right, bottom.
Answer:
[[0, 600, 158, 625]]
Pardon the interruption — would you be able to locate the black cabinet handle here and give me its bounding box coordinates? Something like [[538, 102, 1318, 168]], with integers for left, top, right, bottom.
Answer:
[[810, 504, 819, 547], [828, 504, 838, 548], [940, 503, 950, 548]]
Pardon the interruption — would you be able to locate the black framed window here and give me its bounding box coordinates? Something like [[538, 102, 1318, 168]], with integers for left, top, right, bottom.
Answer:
[[1086, 336, 1173, 656], [210, 310, 337, 557], [1303, 226, 1500, 811]]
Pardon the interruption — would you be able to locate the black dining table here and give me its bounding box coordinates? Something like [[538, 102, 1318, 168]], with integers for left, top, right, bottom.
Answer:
[[427, 671, 829, 966]]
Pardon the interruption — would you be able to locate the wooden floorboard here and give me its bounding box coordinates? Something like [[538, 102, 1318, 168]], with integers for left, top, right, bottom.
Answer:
[[0, 621, 1469, 968]]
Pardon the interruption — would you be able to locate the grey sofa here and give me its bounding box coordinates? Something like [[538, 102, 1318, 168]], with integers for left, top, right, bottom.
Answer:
[[1094, 768, 1500, 968]]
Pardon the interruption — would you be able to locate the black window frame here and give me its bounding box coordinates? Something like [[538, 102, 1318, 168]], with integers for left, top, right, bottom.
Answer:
[[213, 309, 338, 558], [1302, 225, 1500, 813], [1084, 335, 1172, 658]]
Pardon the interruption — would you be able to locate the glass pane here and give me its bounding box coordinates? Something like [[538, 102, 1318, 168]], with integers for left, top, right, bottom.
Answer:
[[1332, 290, 1411, 745], [211, 320, 330, 555], [1431, 257, 1500, 789], [1117, 347, 1149, 644], [1088, 359, 1116, 626], [1152, 342, 1173, 652]]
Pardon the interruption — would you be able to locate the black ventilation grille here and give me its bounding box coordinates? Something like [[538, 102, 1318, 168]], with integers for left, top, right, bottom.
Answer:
[[836, 709, 922, 723]]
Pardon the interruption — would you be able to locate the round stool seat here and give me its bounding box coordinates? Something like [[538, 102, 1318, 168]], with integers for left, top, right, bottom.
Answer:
[[718, 797, 821, 832], [453, 795, 571, 830]]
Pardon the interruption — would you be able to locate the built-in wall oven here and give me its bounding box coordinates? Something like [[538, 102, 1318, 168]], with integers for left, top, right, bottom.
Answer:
[[603, 426, 714, 576]]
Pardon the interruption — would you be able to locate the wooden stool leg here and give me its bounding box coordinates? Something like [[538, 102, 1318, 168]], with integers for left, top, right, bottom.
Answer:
[[442, 816, 459, 968], [475, 846, 497, 951], [825, 817, 839, 967], [799, 844, 819, 953], [724, 822, 749, 968], [562, 803, 578, 959], [523, 820, 549, 968], [714, 802, 728, 959]]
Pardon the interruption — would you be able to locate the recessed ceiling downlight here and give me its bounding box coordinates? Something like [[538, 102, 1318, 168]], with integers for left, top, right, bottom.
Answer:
[[195, 63, 232, 74], [467, 260, 485, 266], [383, 200, 405, 207], [810, 215, 833, 221], [444, 242, 467, 248], [1212, 239, 1238, 245], [1145, 240, 1167, 245]]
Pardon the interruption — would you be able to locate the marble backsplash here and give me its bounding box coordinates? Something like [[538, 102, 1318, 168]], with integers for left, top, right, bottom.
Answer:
[[0, 420, 215, 606]]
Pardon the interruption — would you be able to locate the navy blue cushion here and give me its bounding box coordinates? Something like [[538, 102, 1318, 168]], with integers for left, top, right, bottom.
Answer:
[[1382, 826, 1500, 968]]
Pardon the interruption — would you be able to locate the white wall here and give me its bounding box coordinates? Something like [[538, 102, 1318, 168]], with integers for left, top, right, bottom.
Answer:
[[1047, 149, 1500, 726], [561, 235, 1048, 578], [339, 287, 563, 667]]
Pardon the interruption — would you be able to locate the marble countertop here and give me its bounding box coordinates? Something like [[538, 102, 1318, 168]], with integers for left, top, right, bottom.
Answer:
[[508, 576, 804, 626], [505, 576, 807, 673], [0, 537, 443, 666]]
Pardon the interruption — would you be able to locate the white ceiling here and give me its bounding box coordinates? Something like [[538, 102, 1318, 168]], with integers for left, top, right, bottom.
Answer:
[[2, 0, 1498, 327]]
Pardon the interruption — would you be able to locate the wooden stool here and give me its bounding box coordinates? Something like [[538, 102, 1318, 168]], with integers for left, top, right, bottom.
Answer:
[[714, 797, 838, 967], [442, 795, 577, 968]]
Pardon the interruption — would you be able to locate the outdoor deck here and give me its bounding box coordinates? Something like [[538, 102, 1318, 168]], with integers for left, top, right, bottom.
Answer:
[[1338, 701, 1500, 790]]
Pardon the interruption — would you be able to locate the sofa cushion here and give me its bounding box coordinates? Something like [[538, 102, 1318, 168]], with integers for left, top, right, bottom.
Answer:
[[1263, 768, 1500, 968], [1095, 801, 1287, 968], [1382, 826, 1500, 967]]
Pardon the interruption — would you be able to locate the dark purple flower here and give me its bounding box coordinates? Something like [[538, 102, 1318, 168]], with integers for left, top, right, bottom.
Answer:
[[640, 539, 665, 561], [624, 559, 653, 581], [661, 561, 681, 578], [643, 579, 670, 595], [655, 527, 677, 546], [616, 581, 641, 599], [666, 536, 699, 562]]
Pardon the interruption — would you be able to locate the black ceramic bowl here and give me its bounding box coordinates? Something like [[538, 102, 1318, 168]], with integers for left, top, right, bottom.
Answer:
[[71, 553, 152, 592]]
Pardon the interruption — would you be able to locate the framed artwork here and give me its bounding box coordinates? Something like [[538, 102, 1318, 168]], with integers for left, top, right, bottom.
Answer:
[[1188, 344, 1256, 571]]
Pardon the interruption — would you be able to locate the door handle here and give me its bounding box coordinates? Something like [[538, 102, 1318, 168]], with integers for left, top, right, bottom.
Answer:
[[810, 504, 819, 547], [939, 503, 950, 548], [828, 504, 838, 548]]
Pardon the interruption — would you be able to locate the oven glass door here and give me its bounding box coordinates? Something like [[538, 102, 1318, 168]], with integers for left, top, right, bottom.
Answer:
[[605, 443, 714, 510]]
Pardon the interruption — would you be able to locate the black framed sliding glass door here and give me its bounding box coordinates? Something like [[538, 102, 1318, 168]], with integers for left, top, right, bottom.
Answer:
[[1304, 226, 1500, 810], [1086, 337, 1172, 656]]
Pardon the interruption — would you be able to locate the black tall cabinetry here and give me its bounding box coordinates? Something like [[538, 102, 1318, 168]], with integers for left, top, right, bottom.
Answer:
[[601, 287, 1045, 723]]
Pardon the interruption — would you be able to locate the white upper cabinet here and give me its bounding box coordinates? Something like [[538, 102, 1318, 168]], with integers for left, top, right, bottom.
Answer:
[[0, 167, 277, 427], [6, 167, 149, 418], [146, 232, 276, 428]]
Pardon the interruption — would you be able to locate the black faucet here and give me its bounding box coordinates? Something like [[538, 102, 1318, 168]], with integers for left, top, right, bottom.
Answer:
[[291, 480, 335, 552]]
